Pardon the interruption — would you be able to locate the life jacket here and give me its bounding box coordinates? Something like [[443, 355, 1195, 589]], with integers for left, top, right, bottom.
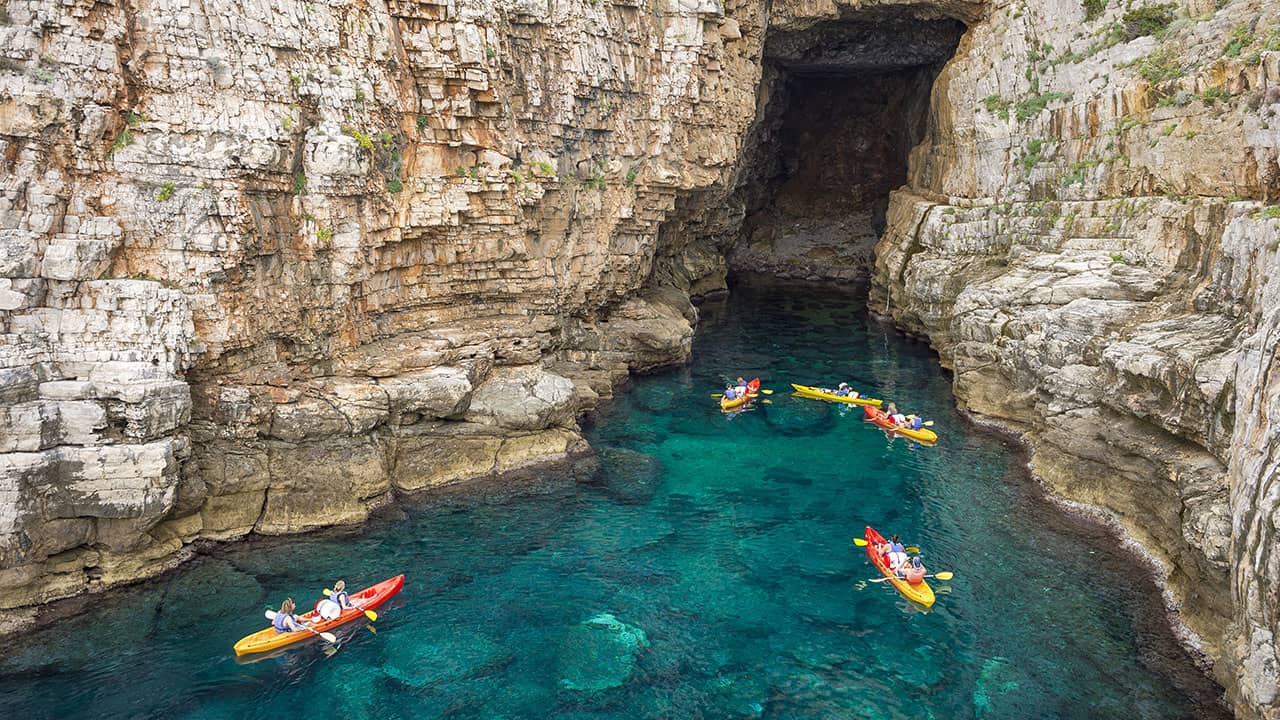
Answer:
[[272, 611, 296, 633], [890, 542, 905, 553], [330, 589, 350, 607], [724, 388, 736, 400], [910, 417, 924, 430]]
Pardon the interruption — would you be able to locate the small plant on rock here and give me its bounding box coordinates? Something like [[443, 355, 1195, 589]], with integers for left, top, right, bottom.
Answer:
[[1121, 3, 1177, 40], [157, 182, 175, 202], [1223, 24, 1255, 57], [293, 173, 307, 195], [1082, 0, 1106, 21]]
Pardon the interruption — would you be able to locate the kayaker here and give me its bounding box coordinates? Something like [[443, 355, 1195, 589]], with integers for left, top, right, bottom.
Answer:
[[884, 402, 900, 424], [834, 382, 851, 397], [272, 598, 307, 633], [889, 534, 905, 553], [723, 384, 738, 401], [907, 415, 926, 430], [901, 556, 927, 584], [329, 580, 355, 609], [735, 377, 748, 396]]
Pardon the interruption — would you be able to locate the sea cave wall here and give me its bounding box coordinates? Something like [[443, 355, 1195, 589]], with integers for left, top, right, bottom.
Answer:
[[866, 0, 1280, 715]]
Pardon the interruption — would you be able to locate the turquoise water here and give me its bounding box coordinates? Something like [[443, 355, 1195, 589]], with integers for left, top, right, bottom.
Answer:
[[0, 278, 1226, 719]]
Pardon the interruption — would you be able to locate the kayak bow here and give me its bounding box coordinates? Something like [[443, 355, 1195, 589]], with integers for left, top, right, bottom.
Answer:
[[233, 574, 404, 656], [790, 383, 883, 407]]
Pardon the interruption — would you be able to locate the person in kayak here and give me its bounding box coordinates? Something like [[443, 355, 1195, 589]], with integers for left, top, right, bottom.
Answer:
[[889, 534, 905, 553], [329, 580, 355, 609], [835, 382, 859, 397], [735, 377, 749, 396], [723, 384, 738, 401], [900, 556, 927, 584], [272, 598, 307, 633], [883, 402, 900, 424]]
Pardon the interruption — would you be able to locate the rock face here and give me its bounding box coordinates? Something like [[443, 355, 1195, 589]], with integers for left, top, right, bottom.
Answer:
[[2, 0, 1279, 716], [859, 0, 1280, 716], [1, 0, 741, 616]]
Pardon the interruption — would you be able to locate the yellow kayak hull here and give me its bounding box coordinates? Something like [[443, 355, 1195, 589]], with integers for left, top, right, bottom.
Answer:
[[790, 384, 883, 407]]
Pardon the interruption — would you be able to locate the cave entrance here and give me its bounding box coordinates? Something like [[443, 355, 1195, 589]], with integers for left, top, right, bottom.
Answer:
[[729, 11, 967, 282]]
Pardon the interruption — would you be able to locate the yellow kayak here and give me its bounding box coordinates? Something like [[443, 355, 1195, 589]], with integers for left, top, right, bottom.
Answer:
[[720, 378, 760, 411], [863, 527, 935, 607], [790, 384, 883, 407]]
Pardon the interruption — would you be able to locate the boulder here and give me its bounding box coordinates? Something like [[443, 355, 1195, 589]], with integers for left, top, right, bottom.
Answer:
[[557, 613, 650, 691], [465, 366, 575, 430]]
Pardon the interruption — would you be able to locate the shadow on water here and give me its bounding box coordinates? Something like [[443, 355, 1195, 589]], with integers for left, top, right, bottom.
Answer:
[[0, 275, 1228, 720]]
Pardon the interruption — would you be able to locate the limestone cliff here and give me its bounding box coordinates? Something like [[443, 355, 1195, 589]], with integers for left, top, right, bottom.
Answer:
[[865, 0, 1280, 715], [0, 0, 762, 620]]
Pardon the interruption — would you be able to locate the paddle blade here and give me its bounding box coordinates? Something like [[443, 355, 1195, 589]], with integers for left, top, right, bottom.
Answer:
[[852, 538, 868, 546], [923, 421, 935, 427], [761, 399, 772, 404], [760, 389, 774, 395], [711, 394, 723, 398], [934, 571, 954, 581], [319, 631, 338, 643], [364, 609, 378, 621], [906, 546, 921, 553], [323, 589, 331, 594]]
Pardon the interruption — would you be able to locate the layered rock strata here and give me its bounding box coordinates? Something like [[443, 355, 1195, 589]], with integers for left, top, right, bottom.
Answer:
[[0, 0, 761, 617], [867, 0, 1280, 715]]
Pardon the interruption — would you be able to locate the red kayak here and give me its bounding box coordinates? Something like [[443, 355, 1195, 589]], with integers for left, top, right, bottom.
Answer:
[[233, 574, 404, 655], [864, 526, 935, 607]]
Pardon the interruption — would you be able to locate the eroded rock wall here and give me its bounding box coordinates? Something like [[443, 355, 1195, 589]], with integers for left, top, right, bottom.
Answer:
[[870, 0, 1280, 714], [0, 0, 767, 618]]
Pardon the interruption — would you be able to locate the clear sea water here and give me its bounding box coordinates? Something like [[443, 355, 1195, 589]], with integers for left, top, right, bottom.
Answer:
[[0, 277, 1227, 719]]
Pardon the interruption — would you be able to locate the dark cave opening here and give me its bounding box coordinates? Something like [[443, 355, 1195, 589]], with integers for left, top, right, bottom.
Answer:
[[728, 12, 967, 282]]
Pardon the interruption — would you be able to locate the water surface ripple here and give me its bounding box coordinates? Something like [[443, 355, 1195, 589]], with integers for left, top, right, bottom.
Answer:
[[0, 278, 1227, 719]]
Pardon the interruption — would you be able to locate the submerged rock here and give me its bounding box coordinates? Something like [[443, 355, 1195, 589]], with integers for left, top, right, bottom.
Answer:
[[595, 447, 664, 505], [556, 613, 650, 692], [381, 627, 507, 689]]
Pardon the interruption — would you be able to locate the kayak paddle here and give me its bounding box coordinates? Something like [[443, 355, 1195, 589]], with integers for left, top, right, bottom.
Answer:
[[869, 571, 953, 582], [851, 538, 921, 553], [322, 589, 378, 621]]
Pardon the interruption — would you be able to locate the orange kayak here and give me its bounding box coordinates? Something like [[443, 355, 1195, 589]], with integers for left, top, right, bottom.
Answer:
[[233, 574, 404, 655]]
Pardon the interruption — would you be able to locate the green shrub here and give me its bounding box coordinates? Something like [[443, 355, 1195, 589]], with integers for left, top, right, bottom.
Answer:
[[1136, 48, 1182, 82], [1082, 0, 1106, 21], [982, 94, 1012, 121], [1014, 91, 1071, 121], [387, 179, 402, 193], [110, 128, 134, 156], [624, 165, 640, 186], [1252, 206, 1280, 220], [1199, 86, 1231, 105], [157, 182, 175, 202], [1223, 24, 1255, 57], [1122, 4, 1176, 40], [345, 127, 374, 151], [1019, 138, 1046, 175], [416, 115, 429, 133], [293, 173, 307, 195], [317, 226, 332, 243]]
